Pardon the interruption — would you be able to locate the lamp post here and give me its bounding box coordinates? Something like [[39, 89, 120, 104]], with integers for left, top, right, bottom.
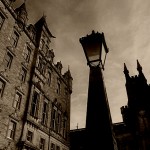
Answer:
[[79, 31, 116, 150]]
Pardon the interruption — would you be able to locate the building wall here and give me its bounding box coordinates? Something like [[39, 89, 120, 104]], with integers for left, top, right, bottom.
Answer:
[[0, 0, 72, 150], [0, 1, 35, 149]]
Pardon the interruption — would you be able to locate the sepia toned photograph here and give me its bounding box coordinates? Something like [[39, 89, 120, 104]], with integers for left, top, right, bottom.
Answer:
[[0, 0, 150, 149]]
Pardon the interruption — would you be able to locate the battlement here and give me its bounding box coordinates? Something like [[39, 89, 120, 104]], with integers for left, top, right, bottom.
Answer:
[[120, 105, 128, 114]]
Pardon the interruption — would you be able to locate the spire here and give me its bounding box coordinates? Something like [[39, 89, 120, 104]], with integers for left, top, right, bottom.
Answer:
[[136, 60, 147, 83], [15, 3, 27, 16], [124, 63, 129, 74], [34, 15, 55, 38], [137, 59, 142, 72], [123, 63, 130, 81]]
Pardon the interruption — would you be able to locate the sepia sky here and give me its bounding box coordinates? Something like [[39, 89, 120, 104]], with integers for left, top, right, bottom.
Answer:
[[14, 0, 150, 129]]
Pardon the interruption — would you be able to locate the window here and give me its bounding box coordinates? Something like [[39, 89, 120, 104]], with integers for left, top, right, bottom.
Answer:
[[26, 130, 33, 142], [24, 46, 31, 62], [7, 120, 16, 139], [51, 143, 55, 150], [47, 71, 51, 86], [57, 113, 61, 134], [0, 79, 5, 97], [39, 39, 45, 50], [56, 146, 60, 150], [20, 67, 27, 82], [42, 101, 48, 125], [10, 31, 19, 47], [0, 12, 5, 30], [39, 138, 45, 150], [30, 91, 39, 118], [45, 44, 49, 54], [4, 52, 13, 69], [13, 92, 22, 109], [65, 88, 68, 96], [37, 56, 42, 70], [57, 79, 61, 94], [37, 56, 46, 74], [63, 119, 67, 138], [52, 109, 56, 130]]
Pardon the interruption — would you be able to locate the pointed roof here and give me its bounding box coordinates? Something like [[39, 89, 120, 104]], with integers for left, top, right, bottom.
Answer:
[[15, 3, 27, 14], [64, 66, 73, 80], [34, 15, 55, 38], [123, 63, 129, 74], [123, 63, 130, 82], [136, 60, 147, 83], [137, 59, 142, 72]]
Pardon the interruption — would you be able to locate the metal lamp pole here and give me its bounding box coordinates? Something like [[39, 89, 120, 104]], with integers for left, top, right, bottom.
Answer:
[[79, 31, 116, 150]]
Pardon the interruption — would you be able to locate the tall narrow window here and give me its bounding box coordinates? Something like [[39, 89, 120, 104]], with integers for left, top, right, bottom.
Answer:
[[56, 146, 60, 150], [63, 119, 67, 138], [39, 39, 45, 50], [57, 79, 61, 94], [24, 46, 31, 62], [7, 120, 16, 139], [26, 130, 33, 142], [20, 67, 27, 82], [30, 91, 39, 118], [51, 143, 55, 150], [4, 52, 13, 69], [47, 71, 51, 86], [37, 56, 45, 74], [10, 31, 19, 47], [39, 138, 45, 150], [0, 79, 5, 97], [45, 44, 49, 54], [13, 92, 22, 109], [38, 56, 42, 70], [42, 101, 48, 126], [57, 113, 61, 134], [0, 12, 5, 30], [52, 109, 56, 130], [42, 61, 46, 74]]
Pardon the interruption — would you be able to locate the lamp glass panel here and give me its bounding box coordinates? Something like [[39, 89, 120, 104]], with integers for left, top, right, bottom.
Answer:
[[85, 41, 100, 62], [101, 44, 106, 66]]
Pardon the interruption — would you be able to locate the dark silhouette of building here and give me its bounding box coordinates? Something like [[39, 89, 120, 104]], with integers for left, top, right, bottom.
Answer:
[[116, 60, 150, 150], [70, 60, 150, 150], [0, 0, 72, 149]]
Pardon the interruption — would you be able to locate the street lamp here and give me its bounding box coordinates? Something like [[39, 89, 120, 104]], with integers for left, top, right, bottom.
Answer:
[[79, 30, 108, 69], [79, 31, 117, 150]]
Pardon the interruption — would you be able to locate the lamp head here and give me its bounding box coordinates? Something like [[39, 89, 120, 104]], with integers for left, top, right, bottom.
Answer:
[[79, 30, 109, 69]]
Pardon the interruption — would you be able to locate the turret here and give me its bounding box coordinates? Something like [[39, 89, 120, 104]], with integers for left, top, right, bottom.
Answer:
[[15, 3, 28, 29], [55, 61, 63, 74], [123, 63, 130, 81], [137, 60, 147, 84], [137, 59, 142, 72], [63, 67, 73, 93]]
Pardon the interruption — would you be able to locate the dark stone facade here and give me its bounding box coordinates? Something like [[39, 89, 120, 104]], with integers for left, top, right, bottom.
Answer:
[[0, 0, 72, 149]]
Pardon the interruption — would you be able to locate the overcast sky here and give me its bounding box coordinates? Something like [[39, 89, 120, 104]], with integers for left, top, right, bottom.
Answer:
[[14, 0, 150, 129]]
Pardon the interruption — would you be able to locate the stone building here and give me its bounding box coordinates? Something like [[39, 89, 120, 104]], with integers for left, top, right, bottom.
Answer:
[[70, 60, 150, 150], [0, 0, 72, 149], [114, 61, 150, 150]]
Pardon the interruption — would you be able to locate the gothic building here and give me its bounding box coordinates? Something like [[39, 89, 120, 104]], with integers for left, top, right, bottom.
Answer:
[[70, 60, 150, 150], [114, 60, 150, 150], [0, 0, 72, 150]]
